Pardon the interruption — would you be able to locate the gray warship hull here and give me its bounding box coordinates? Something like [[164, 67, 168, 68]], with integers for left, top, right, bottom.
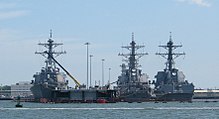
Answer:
[[154, 33, 194, 102], [30, 84, 54, 100], [119, 90, 152, 102], [117, 33, 152, 102], [155, 93, 193, 101]]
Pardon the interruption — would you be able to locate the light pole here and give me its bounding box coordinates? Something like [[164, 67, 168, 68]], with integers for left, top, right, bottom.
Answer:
[[85, 42, 90, 89], [89, 55, 93, 88], [101, 59, 105, 87], [108, 68, 111, 89]]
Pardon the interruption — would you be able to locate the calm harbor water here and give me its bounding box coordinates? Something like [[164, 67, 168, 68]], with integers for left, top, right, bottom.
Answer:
[[1, 100, 219, 119]]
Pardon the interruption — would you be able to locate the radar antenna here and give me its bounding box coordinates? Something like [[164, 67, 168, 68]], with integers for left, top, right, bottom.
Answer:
[[35, 30, 66, 70], [156, 32, 185, 72], [118, 33, 148, 81]]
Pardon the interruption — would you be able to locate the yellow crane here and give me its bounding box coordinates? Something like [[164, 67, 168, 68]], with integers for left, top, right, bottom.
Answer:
[[50, 55, 81, 88]]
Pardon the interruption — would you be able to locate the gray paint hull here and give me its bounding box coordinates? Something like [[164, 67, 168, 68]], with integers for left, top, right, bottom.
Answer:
[[156, 93, 193, 101], [30, 84, 54, 99]]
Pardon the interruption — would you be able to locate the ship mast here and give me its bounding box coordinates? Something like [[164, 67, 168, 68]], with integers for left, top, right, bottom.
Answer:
[[35, 30, 66, 70], [156, 32, 185, 72], [119, 33, 148, 81]]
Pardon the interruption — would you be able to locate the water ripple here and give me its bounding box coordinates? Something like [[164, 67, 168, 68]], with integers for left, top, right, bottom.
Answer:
[[1, 107, 219, 110]]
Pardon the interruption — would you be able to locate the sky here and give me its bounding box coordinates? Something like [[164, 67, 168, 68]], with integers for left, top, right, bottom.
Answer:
[[0, 0, 219, 89]]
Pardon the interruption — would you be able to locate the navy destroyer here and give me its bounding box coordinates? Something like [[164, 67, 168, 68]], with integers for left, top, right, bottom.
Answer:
[[117, 33, 152, 102], [154, 33, 194, 101], [31, 31, 117, 103], [31, 31, 69, 101]]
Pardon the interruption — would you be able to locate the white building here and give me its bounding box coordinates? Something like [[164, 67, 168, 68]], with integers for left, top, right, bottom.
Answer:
[[193, 89, 219, 99], [11, 81, 33, 98]]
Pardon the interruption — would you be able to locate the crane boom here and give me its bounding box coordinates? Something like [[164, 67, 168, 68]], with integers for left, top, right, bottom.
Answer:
[[49, 55, 81, 87]]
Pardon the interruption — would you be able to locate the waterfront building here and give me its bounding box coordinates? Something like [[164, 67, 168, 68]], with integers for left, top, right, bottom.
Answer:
[[0, 89, 11, 99], [11, 81, 33, 98], [193, 89, 219, 99]]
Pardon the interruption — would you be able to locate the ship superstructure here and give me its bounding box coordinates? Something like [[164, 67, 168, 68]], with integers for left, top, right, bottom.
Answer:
[[31, 31, 68, 100], [154, 33, 194, 101], [117, 33, 152, 102]]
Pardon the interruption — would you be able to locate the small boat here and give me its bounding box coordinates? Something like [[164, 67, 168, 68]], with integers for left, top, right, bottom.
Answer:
[[15, 96, 23, 108], [15, 104, 23, 107]]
